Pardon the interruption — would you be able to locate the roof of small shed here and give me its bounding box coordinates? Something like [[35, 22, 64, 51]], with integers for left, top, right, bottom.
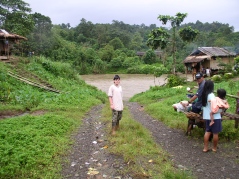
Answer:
[[183, 55, 210, 63], [0, 29, 27, 40]]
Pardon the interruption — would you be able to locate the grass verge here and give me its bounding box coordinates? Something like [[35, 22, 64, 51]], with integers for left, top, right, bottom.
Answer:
[[101, 104, 193, 179]]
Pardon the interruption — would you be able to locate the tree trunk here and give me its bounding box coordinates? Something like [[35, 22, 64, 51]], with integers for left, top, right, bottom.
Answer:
[[172, 27, 176, 74]]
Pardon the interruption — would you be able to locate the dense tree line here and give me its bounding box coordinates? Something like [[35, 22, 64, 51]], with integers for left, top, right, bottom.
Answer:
[[1, 0, 238, 74]]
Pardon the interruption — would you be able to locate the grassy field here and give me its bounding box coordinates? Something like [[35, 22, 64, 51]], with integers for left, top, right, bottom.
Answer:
[[0, 57, 107, 178], [0, 56, 238, 178], [1, 57, 192, 178]]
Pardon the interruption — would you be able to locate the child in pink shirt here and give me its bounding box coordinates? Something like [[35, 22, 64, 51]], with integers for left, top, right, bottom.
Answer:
[[209, 89, 229, 126]]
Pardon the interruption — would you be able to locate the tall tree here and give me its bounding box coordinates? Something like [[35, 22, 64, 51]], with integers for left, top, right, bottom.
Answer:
[[109, 37, 124, 50], [24, 13, 53, 55], [31, 13, 52, 34], [75, 18, 94, 38], [0, 0, 34, 36], [147, 12, 199, 74], [130, 32, 143, 50]]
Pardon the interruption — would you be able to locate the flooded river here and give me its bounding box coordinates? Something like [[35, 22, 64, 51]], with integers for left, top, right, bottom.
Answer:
[[81, 74, 192, 101]]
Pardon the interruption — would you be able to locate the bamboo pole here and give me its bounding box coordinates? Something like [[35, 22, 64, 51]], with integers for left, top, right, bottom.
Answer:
[[7, 71, 60, 93]]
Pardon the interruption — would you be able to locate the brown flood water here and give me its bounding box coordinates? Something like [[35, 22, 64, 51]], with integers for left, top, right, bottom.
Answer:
[[80, 74, 193, 101]]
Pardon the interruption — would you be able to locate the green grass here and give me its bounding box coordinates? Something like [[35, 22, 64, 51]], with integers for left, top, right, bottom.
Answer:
[[101, 105, 193, 179], [0, 114, 71, 178], [1, 57, 238, 178], [0, 56, 108, 178], [0, 106, 92, 179]]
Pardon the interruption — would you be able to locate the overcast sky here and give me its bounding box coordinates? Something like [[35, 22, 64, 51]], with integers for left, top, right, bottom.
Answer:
[[25, 0, 239, 32]]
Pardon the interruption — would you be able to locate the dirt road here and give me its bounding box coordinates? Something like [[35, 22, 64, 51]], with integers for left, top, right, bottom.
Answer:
[[61, 102, 239, 179]]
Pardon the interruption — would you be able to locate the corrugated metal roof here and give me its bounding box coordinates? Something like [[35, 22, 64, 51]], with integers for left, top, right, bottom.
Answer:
[[183, 55, 210, 63], [184, 47, 236, 64], [190, 47, 236, 56]]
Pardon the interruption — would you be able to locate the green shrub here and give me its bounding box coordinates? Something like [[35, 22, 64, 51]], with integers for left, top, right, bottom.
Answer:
[[232, 70, 238, 76], [109, 57, 122, 68], [0, 64, 10, 102], [220, 121, 239, 140], [167, 74, 186, 87], [211, 75, 222, 82], [92, 59, 107, 74], [224, 73, 233, 79], [141, 65, 154, 74], [127, 66, 141, 74], [122, 57, 141, 68], [154, 65, 168, 77], [0, 82, 11, 102], [224, 64, 234, 73], [234, 56, 239, 63], [142, 49, 157, 64], [41, 60, 78, 79]]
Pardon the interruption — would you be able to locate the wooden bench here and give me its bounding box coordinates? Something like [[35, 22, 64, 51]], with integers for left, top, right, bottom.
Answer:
[[185, 91, 239, 136], [185, 112, 204, 136], [185, 111, 239, 136]]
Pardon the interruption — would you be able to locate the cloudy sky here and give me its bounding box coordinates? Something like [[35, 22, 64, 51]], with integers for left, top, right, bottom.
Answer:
[[25, 0, 239, 31]]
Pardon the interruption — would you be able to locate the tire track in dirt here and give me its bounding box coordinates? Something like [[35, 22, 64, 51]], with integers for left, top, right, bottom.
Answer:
[[61, 104, 130, 179]]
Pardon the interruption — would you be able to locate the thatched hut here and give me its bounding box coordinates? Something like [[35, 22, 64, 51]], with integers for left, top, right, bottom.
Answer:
[[0, 29, 27, 60]]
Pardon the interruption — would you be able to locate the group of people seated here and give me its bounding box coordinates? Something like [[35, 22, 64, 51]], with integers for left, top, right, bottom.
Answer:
[[172, 72, 229, 152]]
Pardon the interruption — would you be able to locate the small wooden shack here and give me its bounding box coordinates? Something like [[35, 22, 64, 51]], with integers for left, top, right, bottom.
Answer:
[[0, 29, 27, 60], [183, 47, 236, 74]]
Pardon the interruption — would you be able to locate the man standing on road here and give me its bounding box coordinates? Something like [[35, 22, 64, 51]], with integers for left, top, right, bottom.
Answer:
[[108, 75, 123, 135]]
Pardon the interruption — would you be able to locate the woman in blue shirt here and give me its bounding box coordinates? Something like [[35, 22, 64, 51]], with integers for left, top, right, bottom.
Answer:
[[202, 80, 222, 152]]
